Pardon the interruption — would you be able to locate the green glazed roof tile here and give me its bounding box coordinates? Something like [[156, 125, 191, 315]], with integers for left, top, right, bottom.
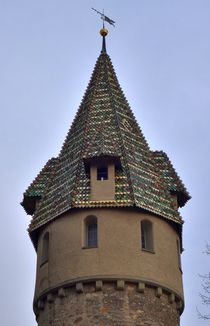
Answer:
[[21, 50, 190, 236]]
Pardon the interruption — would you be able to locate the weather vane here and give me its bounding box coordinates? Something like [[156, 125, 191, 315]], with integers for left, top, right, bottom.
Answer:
[[92, 8, 115, 27]]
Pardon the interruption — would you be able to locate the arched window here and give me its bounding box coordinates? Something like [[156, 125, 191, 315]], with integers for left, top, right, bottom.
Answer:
[[40, 232, 49, 266], [141, 220, 154, 252], [85, 216, 98, 248]]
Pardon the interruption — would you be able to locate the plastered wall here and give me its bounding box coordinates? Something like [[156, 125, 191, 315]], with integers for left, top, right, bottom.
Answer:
[[35, 208, 183, 301]]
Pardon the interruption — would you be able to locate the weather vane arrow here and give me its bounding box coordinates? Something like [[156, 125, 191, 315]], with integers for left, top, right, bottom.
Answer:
[[92, 8, 115, 27]]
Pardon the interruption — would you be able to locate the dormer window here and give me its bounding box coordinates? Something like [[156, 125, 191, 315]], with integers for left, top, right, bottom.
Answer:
[[97, 167, 108, 180], [89, 159, 115, 201]]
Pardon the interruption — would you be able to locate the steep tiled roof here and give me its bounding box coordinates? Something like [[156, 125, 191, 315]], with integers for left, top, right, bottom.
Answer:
[[22, 38, 190, 235], [21, 158, 57, 215], [151, 151, 190, 207]]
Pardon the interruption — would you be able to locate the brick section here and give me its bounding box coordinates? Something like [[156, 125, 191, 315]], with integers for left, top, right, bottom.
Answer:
[[37, 283, 180, 326]]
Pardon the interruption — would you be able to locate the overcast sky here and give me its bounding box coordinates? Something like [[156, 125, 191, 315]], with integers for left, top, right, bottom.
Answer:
[[0, 1, 209, 325]]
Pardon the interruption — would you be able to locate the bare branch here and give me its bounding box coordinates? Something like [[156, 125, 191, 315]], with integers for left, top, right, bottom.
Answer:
[[203, 243, 210, 255], [198, 243, 210, 320], [197, 307, 210, 320]]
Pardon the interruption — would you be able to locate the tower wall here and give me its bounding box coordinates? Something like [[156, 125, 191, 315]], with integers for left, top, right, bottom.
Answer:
[[37, 282, 181, 326], [34, 208, 183, 324]]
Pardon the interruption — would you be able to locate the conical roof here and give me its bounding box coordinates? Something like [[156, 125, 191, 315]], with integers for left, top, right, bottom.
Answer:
[[21, 35, 190, 237]]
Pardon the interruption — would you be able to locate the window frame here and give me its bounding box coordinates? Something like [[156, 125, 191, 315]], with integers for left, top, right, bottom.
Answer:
[[40, 232, 49, 267], [83, 216, 98, 249], [141, 220, 154, 253], [177, 238, 182, 272]]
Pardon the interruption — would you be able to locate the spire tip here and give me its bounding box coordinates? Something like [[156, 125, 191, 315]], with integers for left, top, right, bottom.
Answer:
[[100, 28, 108, 37], [100, 28, 108, 53]]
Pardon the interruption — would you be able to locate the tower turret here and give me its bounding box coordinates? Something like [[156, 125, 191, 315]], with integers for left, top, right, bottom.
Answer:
[[21, 29, 190, 326]]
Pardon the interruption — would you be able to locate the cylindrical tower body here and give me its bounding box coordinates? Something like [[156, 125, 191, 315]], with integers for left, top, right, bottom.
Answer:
[[34, 208, 183, 325]]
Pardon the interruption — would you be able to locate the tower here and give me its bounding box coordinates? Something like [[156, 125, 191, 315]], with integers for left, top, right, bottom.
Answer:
[[21, 29, 190, 326]]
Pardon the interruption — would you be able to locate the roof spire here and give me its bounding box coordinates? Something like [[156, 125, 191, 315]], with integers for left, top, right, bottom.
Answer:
[[100, 27, 108, 53], [91, 8, 115, 54]]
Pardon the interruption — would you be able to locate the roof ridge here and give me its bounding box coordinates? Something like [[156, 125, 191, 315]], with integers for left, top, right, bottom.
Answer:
[[102, 53, 135, 203]]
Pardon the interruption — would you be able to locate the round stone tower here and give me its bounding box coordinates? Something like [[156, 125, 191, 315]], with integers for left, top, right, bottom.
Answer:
[[21, 29, 190, 326]]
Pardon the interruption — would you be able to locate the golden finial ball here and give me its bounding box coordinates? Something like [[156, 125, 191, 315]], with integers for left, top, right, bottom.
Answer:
[[100, 28, 108, 37]]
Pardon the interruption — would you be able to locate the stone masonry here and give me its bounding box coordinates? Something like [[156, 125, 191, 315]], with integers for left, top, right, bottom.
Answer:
[[37, 282, 181, 326]]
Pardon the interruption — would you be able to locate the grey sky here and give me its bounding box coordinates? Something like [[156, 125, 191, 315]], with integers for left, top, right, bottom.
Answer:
[[0, 1, 209, 325]]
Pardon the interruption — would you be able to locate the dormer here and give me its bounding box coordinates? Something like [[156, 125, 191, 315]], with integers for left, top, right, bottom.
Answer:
[[90, 158, 115, 201], [21, 158, 57, 216], [84, 156, 120, 201]]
